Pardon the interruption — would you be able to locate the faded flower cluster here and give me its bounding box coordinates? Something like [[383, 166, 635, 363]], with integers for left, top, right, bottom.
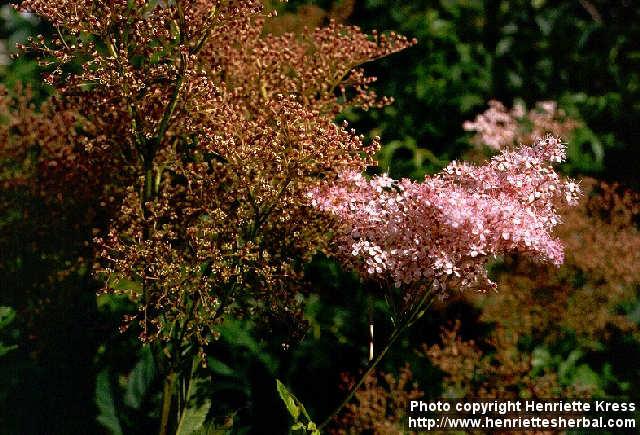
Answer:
[[311, 136, 580, 292]]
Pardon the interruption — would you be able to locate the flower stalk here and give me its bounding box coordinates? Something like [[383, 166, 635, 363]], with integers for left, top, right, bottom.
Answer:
[[319, 288, 436, 430]]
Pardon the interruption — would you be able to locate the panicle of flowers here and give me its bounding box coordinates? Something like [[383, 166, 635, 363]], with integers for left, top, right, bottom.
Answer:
[[311, 136, 580, 293], [210, 18, 415, 115], [12, 0, 413, 347], [0, 82, 128, 307], [463, 100, 578, 150], [0, 83, 119, 204]]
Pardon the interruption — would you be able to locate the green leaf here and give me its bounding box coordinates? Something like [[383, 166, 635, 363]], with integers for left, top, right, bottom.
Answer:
[[0, 306, 17, 357], [96, 370, 123, 435], [217, 320, 277, 372], [531, 346, 553, 374], [276, 379, 300, 421], [0, 306, 16, 329], [0, 343, 17, 357], [124, 345, 156, 409], [207, 357, 234, 377], [192, 413, 236, 435], [559, 349, 583, 383], [108, 276, 143, 293], [572, 364, 601, 393], [176, 377, 212, 435]]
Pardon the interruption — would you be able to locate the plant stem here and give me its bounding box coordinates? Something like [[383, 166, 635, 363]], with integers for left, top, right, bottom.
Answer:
[[159, 371, 176, 435], [318, 325, 402, 430], [318, 289, 435, 430]]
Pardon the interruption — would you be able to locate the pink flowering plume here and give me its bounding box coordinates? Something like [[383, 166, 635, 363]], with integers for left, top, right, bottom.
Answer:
[[311, 136, 580, 292], [463, 100, 578, 150]]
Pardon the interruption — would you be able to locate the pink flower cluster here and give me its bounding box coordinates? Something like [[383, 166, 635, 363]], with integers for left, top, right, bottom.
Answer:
[[463, 100, 520, 150], [463, 100, 578, 150], [310, 136, 580, 291]]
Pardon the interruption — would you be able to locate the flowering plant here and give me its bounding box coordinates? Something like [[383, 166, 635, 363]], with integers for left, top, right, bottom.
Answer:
[[2, 0, 581, 432]]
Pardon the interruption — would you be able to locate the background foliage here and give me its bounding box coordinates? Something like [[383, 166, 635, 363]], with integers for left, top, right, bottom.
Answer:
[[1, 1, 639, 433]]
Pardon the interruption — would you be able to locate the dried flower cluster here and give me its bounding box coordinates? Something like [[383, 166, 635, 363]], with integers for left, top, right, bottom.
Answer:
[[332, 365, 423, 435], [424, 321, 572, 400], [311, 137, 580, 294], [464, 100, 578, 150], [10, 0, 414, 348], [263, 0, 355, 36], [0, 83, 111, 277]]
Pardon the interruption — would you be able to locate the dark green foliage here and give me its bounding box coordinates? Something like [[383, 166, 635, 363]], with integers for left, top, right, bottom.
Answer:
[[343, 0, 640, 184], [0, 4, 49, 95]]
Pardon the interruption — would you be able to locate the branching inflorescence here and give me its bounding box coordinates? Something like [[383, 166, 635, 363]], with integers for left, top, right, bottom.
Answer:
[[10, 0, 414, 348], [311, 137, 580, 295]]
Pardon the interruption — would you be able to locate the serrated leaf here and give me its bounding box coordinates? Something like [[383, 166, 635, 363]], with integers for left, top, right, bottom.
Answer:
[[96, 370, 123, 435], [176, 377, 212, 435], [124, 345, 156, 409]]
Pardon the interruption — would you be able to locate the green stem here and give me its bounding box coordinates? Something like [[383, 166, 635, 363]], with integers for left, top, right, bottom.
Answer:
[[159, 371, 176, 435], [144, 167, 154, 200], [318, 289, 435, 430]]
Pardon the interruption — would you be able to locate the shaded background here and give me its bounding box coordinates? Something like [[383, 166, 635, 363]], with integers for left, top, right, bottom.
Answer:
[[1, 0, 639, 433]]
